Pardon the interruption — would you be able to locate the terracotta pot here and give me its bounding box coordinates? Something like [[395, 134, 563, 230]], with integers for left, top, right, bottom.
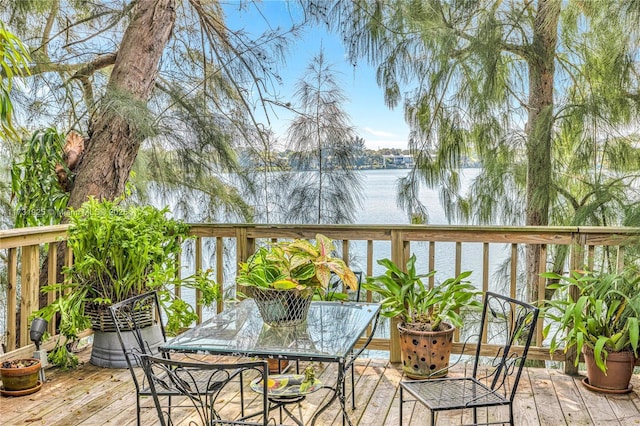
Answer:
[[267, 358, 291, 373], [0, 358, 40, 391], [583, 346, 635, 391], [398, 322, 455, 379]]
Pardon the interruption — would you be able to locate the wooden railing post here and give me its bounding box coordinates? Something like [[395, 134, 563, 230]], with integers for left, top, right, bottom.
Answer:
[[536, 244, 548, 347], [216, 237, 224, 313], [564, 233, 585, 375], [175, 236, 182, 301], [342, 240, 350, 296], [235, 226, 255, 298], [389, 230, 407, 363], [366, 240, 373, 303], [6, 248, 18, 352], [195, 236, 203, 323], [20, 245, 40, 347], [235, 226, 255, 264], [47, 243, 58, 335]]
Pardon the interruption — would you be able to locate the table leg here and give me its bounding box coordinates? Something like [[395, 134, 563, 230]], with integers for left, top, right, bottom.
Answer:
[[310, 361, 353, 426], [351, 362, 356, 410]]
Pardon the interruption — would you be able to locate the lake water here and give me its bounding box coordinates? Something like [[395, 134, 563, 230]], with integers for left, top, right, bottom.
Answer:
[[341, 168, 509, 292], [356, 168, 467, 224]]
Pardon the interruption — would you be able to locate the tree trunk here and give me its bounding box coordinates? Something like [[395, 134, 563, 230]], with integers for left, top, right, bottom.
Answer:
[[39, 0, 176, 310], [526, 0, 560, 303], [67, 0, 176, 209]]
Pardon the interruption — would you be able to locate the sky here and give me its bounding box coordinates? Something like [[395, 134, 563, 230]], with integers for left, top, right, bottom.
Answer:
[[222, 1, 410, 150]]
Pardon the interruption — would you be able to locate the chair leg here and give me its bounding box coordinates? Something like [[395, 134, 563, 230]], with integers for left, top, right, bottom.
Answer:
[[473, 407, 477, 425], [240, 374, 245, 417], [399, 386, 403, 425], [509, 404, 514, 426], [136, 394, 141, 426]]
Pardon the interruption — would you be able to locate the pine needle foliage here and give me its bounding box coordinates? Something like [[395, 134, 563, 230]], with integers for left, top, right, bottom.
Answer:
[[285, 48, 364, 224]]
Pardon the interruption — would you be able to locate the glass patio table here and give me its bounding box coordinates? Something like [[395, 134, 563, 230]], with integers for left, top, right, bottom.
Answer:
[[160, 299, 381, 426]]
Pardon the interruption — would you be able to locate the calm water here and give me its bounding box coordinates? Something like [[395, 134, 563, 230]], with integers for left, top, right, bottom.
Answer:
[[357, 168, 458, 224], [347, 168, 508, 291]]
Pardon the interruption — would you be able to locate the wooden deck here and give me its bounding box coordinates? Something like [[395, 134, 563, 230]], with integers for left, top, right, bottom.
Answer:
[[3, 349, 640, 425]]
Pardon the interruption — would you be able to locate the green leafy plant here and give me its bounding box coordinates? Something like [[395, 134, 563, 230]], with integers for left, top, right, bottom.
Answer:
[[11, 128, 69, 227], [34, 197, 219, 367], [236, 233, 358, 294], [363, 254, 481, 331], [543, 269, 640, 373], [0, 22, 31, 142]]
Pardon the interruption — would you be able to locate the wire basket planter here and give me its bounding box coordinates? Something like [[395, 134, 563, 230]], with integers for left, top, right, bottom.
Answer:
[[248, 287, 314, 327]]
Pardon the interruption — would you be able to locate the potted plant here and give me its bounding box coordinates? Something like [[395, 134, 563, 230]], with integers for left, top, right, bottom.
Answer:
[[34, 196, 219, 369], [363, 254, 481, 379], [236, 233, 358, 327], [0, 358, 42, 396], [543, 269, 640, 393]]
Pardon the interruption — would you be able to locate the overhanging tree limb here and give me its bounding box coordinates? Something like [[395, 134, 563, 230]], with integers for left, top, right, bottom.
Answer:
[[68, 53, 117, 81]]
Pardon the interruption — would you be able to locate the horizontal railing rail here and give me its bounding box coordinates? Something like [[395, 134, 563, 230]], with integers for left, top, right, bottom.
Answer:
[[3, 223, 640, 374]]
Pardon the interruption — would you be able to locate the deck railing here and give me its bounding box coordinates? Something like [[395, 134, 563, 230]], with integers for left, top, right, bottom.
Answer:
[[3, 223, 640, 373]]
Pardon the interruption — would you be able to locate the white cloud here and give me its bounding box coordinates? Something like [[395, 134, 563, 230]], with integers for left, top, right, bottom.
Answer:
[[363, 127, 397, 138]]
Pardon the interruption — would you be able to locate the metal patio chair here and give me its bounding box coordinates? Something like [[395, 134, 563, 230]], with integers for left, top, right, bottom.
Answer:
[[140, 354, 271, 425], [399, 291, 540, 426], [109, 291, 247, 426]]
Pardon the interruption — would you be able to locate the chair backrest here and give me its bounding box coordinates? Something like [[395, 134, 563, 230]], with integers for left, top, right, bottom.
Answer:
[[325, 270, 364, 301], [472, 291, 539, 402], [108, 291, 167, 387], [140, 354, 270, 426]]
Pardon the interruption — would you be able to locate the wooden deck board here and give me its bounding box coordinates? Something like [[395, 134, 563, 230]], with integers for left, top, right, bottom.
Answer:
[[359, 360, 402, 426], [573, 374, 622, 425], [514, 368, 541, 425], [3, 351, 640, 426], [529, 366, 568, 425], [548, 369, 592, 425]]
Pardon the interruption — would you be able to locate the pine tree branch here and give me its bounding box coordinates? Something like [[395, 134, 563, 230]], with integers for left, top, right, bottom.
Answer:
[[7, 52, 116, 79], [41, 0, 60, 58], [68, 53, 117, 80]]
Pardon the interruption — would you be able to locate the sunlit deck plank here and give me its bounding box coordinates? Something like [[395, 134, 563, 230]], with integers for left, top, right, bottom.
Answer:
[[512, 367, 541, 425], [548, 369, 592, 425], [529, 367, 568, 425], [573, 373, 624, 425]]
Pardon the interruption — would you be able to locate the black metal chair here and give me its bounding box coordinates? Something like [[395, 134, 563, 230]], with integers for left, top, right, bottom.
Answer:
[[109, 291, 167, 426], [140, 354, 272, 425], [108, 291, 245, 426], [399, 291, 540, 426]]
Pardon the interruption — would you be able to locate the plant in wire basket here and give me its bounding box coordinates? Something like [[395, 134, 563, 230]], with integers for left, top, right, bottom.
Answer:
[[236, 234, 357, 326]]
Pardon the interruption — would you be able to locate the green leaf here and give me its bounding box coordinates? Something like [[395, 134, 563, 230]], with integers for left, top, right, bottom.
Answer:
[[593, 337, 608, 374], [629, 317, 639, 356]]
